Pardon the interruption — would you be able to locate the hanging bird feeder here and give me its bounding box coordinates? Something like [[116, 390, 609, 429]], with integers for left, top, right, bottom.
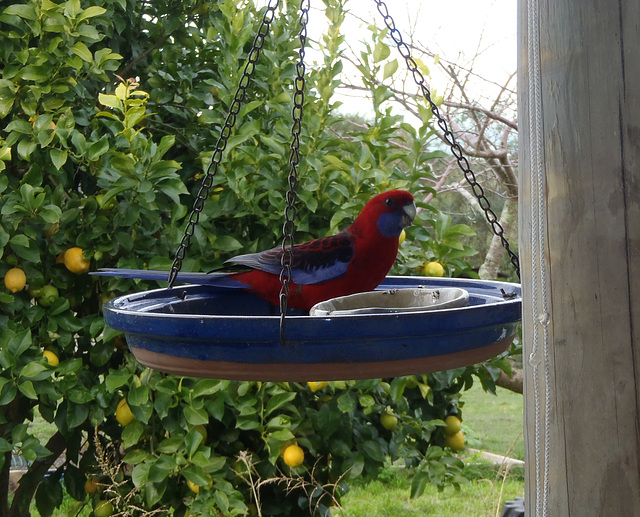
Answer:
[[102, 276, 520, 381], [97, 0, 521, 381]]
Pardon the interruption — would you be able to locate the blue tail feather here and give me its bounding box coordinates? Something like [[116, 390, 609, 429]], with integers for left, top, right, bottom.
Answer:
[[91, 268, 249, 288]]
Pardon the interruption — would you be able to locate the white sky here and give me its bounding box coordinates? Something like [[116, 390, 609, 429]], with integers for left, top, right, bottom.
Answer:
[[256, 0, 518, 116], [307, 0, 517, 116]]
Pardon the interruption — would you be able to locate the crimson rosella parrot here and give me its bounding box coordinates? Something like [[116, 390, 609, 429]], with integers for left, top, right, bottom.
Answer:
[[213, 190, 416, 311]]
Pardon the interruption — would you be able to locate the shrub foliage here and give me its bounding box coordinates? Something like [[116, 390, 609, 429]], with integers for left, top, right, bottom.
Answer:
[[0, 1, 510, 515]]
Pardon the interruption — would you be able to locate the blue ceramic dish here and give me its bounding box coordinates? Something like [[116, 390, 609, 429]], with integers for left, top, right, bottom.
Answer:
[[101, 275, 521, 381]]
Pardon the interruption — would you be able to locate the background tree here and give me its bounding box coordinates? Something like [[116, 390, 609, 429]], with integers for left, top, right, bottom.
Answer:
[[335, 10, 519, 281], [0, 1, 514, 515]]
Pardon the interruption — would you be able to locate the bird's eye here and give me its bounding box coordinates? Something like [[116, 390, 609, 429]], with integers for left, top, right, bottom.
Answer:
[[385, 198, 395, 207]]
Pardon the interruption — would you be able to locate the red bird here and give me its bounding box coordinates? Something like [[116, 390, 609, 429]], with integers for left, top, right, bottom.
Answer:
[[214, 190, 416, 311]]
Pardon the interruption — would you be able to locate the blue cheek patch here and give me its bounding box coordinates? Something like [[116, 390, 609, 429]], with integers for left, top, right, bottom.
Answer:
[[377, 212, 402, 238]]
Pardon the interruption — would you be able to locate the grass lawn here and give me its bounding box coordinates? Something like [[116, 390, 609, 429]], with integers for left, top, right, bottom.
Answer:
[[461, 381, 524, 460], [336, 467, 524, 517]]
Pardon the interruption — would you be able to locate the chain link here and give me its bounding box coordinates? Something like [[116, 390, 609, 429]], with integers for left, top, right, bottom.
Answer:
[[279, 0, 310, 342], [372, 0, 520, 280], [168, 0, 281, 287]]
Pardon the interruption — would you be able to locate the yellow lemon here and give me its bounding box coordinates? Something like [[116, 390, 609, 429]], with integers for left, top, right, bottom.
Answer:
[[423, 261, 445, 277], [94, 500, 114, 517], [45, 223, 59, 239], [307, 381, 328, 392], [84, 477, 99, 495], [64, 247, 90, 274], [398, 229, 406, 244], [444, 415, 462, 435], [282, 444, 304, 468], [4, 267, 26, 293], [380, 412, 398, 430], [115, 398, 135, 427], [187, 479, 200, 494], [194, 424, 208, 442], [37, 285, 59, 307], [211, 186, 223, 201], [43, 350, 59, 366], [445, 431, 465, 451]]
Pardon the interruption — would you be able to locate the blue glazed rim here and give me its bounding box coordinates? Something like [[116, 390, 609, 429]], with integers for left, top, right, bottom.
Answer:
[[102, 276, 521, 380]]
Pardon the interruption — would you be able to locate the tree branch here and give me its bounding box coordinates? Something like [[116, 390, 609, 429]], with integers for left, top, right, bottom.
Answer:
[[9, 432, 67, 517], [495, 368, 523, 394]]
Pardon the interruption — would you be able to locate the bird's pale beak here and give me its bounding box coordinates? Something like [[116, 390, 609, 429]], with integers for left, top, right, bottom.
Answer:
[[401, 201, 417, 228]]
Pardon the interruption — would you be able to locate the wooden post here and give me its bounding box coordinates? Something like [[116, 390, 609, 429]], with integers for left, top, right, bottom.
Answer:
[[518, 0, 640, 515]]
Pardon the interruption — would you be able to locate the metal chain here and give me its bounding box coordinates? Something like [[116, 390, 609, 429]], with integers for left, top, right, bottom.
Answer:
[[279, 0, 310, 342], [372, 0, 521, 280], [168, 0, 281, 287]]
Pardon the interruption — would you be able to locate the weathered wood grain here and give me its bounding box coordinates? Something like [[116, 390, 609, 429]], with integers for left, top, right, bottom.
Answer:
[[518, 0, 640, 514]]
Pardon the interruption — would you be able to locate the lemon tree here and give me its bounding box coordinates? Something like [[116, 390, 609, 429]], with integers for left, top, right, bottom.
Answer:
[[0, 1, 512, 515]]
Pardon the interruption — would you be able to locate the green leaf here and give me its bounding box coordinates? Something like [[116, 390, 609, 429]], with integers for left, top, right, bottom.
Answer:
[[128, 385, 149, 406], [184, 405, 209, 425], [238, 100, 263, 119], [410, 471, 430, 498], [192, 379, 226, 399], [57, 312, 83, 332], [105, 370, 131, 392], [4, 4, 38, 20], [69, 41, 93, 62], [204, 395, 225, 421], [122, 420, 144, 448], [373, 41, 391, 63], [68, 388, 94, 404], [98, 93, 120, 109], [70, 130, 86, 154], [63, 464, 85, 502], [236, 415, 261, 431], [76, 5, 106, 21], [132, 462, 151, 487], [213, 235, 243, 252], [123, 449, 150, 464], [20, 362, 51, 380], [156, 437, 182, 454], [87, 136, 109, 160], [10, 241, 40, 262], [185, 428, 203, 458], [35, 475, 63, 517], [67, 402, 89, 428], [383, 59, 398, 80], [8, 329, 32, 358], [5, 119, 32, 134], [17, 139, 37, 160], [265, 391, 296, 417], [49, 148, 67, 170], [182, 466, 210, 487], [0, 383, 17, 406], [389, 377, 407, 402], [148, 454, 176, 482], [18, 380, 38, 399], [20, 65, 50, 82], [337, 392, 356, 414]]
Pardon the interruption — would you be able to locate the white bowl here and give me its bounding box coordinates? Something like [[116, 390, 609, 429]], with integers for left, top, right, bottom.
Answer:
[[309, 287, 470, 316]]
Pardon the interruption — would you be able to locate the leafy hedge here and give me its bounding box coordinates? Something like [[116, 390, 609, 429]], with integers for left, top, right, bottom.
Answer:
[[0, 0, 509, 515]]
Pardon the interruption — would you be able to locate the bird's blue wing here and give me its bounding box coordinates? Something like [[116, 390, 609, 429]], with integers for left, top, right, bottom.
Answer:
[[225, 232, 354, 285]]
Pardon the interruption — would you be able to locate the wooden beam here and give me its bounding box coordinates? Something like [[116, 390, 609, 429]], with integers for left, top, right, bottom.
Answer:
[[518, 0, 640, 515]]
